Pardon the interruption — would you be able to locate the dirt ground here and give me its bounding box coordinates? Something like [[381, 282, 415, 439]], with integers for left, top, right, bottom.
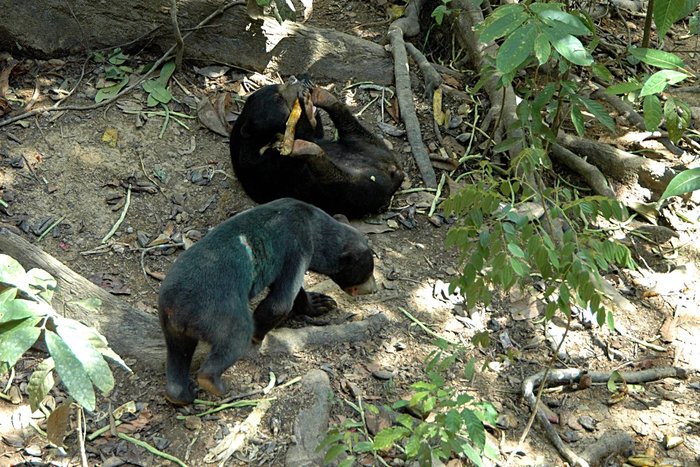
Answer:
[[1, 2, 700, 467]]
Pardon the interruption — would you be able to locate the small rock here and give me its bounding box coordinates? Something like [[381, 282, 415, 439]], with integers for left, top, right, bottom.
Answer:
[[447, 114, 463, 129], [101, 456, 125, 467], [190, 169, 204, 184], [136, 231, 151, 248], [372, 370, 395, 380], [184, 415, 202, 431], [32, 216, 53, 236], [578, 415, 597, 431], [153, 437, 170, 450], [561, 430, 581, 443], [24, 444, 42, 457]]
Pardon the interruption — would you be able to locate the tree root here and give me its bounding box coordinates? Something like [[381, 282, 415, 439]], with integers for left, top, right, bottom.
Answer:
[[522, 366, 687, 467], [405, 43, 442, 99], [556, 132, 676, 196], [388, 13, 438, 188], [259, 313, 389, 355], [550, 144, 616, 198]]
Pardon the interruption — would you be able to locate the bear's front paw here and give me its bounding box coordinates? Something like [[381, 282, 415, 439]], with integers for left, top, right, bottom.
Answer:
[[310, 87, 337, 108], [306, 292, 338, 317]]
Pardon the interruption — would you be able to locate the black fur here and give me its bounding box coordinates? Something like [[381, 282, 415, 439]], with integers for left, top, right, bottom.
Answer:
[[158, 198, 375, 405], [230, 83, 404, 218]]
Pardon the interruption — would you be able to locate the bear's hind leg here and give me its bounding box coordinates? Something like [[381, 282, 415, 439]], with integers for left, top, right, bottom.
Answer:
[[164, 331, 199, 405], [196, 307, 254, 397]]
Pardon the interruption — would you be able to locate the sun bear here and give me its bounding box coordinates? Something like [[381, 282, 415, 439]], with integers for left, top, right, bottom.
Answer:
[[229, 78, 404, 218], [158, 198, 377, 405]]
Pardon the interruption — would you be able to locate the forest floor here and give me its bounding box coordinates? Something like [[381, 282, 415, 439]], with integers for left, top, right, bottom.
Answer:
[[1, 1, 700, 467]]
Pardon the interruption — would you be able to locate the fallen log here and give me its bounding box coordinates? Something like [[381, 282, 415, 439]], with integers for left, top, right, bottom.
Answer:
[[0, 0, 394, 86], [0, 225, 166, 369]]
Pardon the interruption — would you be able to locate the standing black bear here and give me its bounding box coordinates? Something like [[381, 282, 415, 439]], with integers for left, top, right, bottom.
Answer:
[[158, 198, 377, 405], [229, 79, 404, 218]]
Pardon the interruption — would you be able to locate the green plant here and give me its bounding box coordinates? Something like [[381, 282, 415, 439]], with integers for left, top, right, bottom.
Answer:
[[92, 48, 132, 103], [431, 0, 453, 26], [319, 340, 498, 466], [0, 254, 130, 412], [605, 48, 691, 143]]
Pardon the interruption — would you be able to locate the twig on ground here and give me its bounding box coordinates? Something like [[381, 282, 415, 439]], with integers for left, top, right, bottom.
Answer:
[[428, 173, 446, 217], [118, 433, 189, 467], [102, 185, 132, 244], [398, 307, 457, 345], [77, 407, 88, 467], [37, 215, 66, 242], [170, 0, 185, 68]]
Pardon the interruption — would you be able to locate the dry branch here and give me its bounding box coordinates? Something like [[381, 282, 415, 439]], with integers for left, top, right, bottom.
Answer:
[[523, 366, 686, 467]]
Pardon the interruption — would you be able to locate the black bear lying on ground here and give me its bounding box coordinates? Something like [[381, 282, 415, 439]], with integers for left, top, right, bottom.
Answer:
[[158, 198, 377, 405], [229, 78, 404, 218]]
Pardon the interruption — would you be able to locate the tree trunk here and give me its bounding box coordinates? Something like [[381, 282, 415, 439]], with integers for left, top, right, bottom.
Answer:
[[0, 0, 394, 86]]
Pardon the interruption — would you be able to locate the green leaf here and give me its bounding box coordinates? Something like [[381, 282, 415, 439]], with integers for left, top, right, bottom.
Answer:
[[95, 76, 129, 103], [605, 81, 643, 95], [464, 409, 486, 449], [674, 0, 700, 21], [338, 458, 356, 467], [654, 0, 688, 39], [640, 70, 688, 97], [354, 441, 374, 452], [26, 268, 57, 302], [0, 287, 17, 304], [478, 10, 529, 42], [537, 10, 591, 36], [0, 299, 46, 323], [580, 98, 615, 132], [0, 254, 28, 293], [571, 105, 585, 137], [660, 167, 700, 199], [0, 325, 41, 368], [592, 63, 613, 82], [157, 60, 176, 87], [690, 11, 700, 34], [493, 137, 522, 154], [497, 23, 537, 74], [533, 33, 551, 66], [630, 48, 685, 69], [644, 94, 663, 132], [507, 243, 525, 258], [462, 441, 484, 467], [542, 26, 593, 66], [664, 97, 691, 144], [55, 319, 114, 393], [108, 51, 129, 65], [324, 444, 349, 464], [509, 257, 524, 276], [142, 79, 172, 105], [373, 426, 410, 450], [45, 330, 96, 411], [28, 358, 55, 413]]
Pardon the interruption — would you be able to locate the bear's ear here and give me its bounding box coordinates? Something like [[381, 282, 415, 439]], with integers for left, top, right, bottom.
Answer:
[[239, 120, 253, 139], [333, 214, 351, 225]]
